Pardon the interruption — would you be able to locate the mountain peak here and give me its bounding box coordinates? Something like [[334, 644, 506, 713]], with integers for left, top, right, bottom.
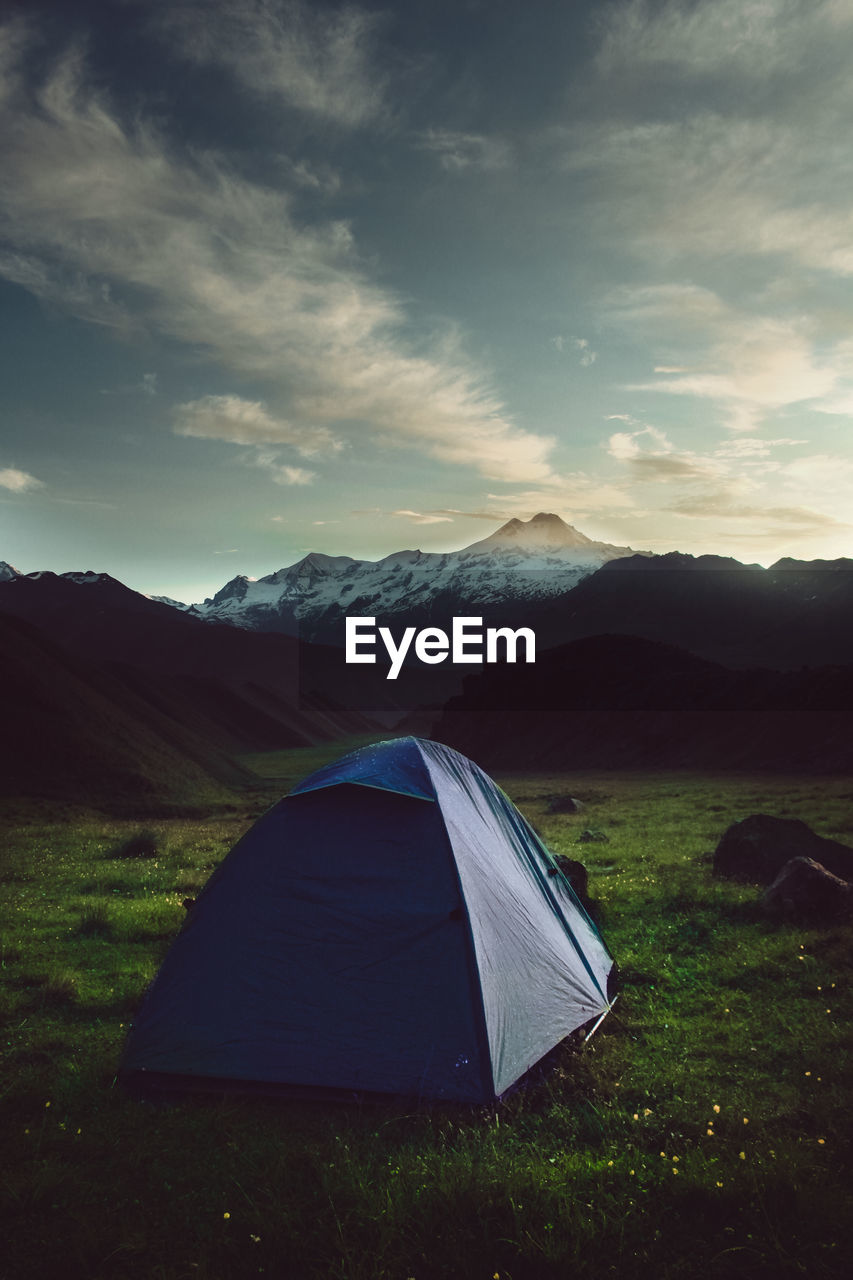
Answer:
[[463, 513, 602, 554], [0, 560, 21, 582]]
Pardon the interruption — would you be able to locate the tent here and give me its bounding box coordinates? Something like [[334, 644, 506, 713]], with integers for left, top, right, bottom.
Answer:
[[120, 737, 614, 1102]]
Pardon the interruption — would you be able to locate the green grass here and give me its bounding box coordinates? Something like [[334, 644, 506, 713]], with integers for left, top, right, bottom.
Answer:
[[2, 763, 852, 1278]]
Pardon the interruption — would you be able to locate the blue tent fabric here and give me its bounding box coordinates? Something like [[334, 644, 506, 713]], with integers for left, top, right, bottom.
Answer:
[[120, 737, 614, 1102], [290, 736, 437, 802]]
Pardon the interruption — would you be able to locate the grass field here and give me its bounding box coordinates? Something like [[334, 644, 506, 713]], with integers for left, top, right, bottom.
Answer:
[[2, 752, 852, 1279]]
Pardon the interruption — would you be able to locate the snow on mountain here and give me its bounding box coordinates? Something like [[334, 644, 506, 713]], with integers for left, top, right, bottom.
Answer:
[[60, 571, 113, 586], [463, 511, 600, 554], [149, 595, 193, 611], [0, 561, 21, 582], [186, 514, 647, 641]]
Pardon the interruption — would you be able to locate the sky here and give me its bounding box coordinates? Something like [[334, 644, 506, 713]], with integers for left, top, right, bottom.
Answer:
[[1, 0, 853, 602]]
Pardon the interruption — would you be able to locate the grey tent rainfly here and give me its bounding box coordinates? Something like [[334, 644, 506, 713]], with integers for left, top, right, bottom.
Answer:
[[120, 737, 615, 1103]]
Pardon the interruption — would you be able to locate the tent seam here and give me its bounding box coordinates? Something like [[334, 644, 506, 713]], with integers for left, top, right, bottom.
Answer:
[[431, 799, 496, 1104]]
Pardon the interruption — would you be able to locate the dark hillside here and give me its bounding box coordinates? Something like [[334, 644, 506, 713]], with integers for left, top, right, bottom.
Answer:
[[527, 553, 853, 668], [434, 633, 853, 772], [0, 572, 373, 751], [0, 613, 252, 807]]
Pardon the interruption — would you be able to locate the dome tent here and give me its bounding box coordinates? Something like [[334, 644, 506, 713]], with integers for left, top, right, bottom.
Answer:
[[120, 737, 614, 1103]]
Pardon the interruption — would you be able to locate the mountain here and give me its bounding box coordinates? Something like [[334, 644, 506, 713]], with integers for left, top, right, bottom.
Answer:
[[184, 514, 645, 643], [461, 511, 604, 554], [0, 611, 255, 809], [434, 633, 853, 773], [4, 520, 852, 758], [544, 551, 853, 670], [0, 570, 376, 806], [172, 515, 853, 677]]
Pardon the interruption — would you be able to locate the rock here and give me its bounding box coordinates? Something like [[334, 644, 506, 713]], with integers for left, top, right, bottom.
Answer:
[[761, 857, 853, 922], [548, 795, 584, 814], [713, 814, 853, 885], [578, 829, 609, 844], [551, 854, 590, 907]]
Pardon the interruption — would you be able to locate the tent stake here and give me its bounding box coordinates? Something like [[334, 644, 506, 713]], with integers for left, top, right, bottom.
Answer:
[[584, 995, 618, 1043]]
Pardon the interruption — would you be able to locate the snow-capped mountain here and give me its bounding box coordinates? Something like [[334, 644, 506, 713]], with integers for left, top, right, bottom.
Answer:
[[186, 513, 647, 643], [0, 563, 122, 588]]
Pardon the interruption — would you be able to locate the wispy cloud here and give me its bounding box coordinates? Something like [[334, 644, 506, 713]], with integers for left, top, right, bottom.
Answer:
[[563, 1, 853, 288], [602, 411, 853, 546], [666, 491, 848, 530], [574, 337, 596, 366], [151, 0, 388, 127], [0, 466, 43, 492], [391, 509, 454, 525], [606, 424, 670, 461], [432, 508, 510, 522], [173, 395, 341, 456], [250, 451, 316, 486], [100, 372, 159, 397], [417, 129, 512, 172], [551, 335, 597, 366], [606, 284, 846, 432], [0, 29, 555, 487], [594, 0, 846, 80]]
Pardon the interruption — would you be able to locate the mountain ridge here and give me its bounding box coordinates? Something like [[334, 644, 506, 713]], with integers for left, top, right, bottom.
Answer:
[[181, 513, 648, 642]]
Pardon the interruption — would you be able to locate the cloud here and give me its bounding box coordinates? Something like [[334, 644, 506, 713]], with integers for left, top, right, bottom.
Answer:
[[557, 1, 853, 285], [777, 453, 853, 525], [101, 371, 160, 397], [666, 491, 849, 531], [607, 425, 727, 484], [0, 35, 554, 486], [173, 395, 341, 456], [0, 467, 43, 492], [152, 0, 387, 127], [714, 436, 807, 459], [594, 0, 843, 80], [432, 508, 510, 522], [273, 466, 314, 486], [607, 424, 671, 461], [486, 477, 637, 516], [606, 284, 845, 432], [417, 130, 512, 172], [603, 413, 853, 542], [574, 337, 596, 366], [391, 509, 454, 525], [250, 451, 316, 486]]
